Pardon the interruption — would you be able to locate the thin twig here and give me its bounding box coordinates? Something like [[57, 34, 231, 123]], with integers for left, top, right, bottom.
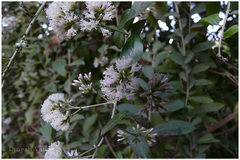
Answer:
[[2, 1, 47, 87], [217, 2, 231, 59], [218, 142, 237, 158]]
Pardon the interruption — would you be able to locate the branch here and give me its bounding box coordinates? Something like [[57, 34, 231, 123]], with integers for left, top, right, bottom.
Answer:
[[2, 1, 47, 87], [217, 2, 231, 59]]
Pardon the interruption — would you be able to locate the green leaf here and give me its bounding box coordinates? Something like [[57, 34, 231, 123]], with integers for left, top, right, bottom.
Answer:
[[96, 144, 107, 158], [190, 3, 206, 16], [206, 2, 220, 16], [70, 114, 84, 122], [44, 82, 57, 92], [113, 29, 125, 49], [25, 107, 33, 125], [229, 10, 238, 15], [101, 111, 128, 136], [131, 20, 145, 35], [170, 52, 184, 65], [179, 72, 187, 82], [154, 2, 168, 21], [117, 103, 145, 116], [202, 116, 218, 123], [184, 32, 198, 44], [192, 102, 224, 114], [199, 13, 220, 26], [192, 41, 215, 53], [164, 12, 180, 18], [119, 2, 151, 28], [191, 117, 202, 126], [52, 59, 67, 77], [142, 51, 153, 62], [223, 25, 238, 39], [195, 153, 206, 158], [153, 51, 168, 67], [154, 120, 195, 135], [199, 144, 211, 153], [152, 41, 165, 53], [191, 64, 209, 74], [198, 133, 219, 144], [137, 78, 149, 89], [89, 128, 101, 146], [83, 114, 98, 131], [132, 115, 151, 129], [195, 53, 217, 68], [154, 65, 177, 73], [142, 65, 154, 79], [185, 50, 194, 64], [159, 100, 184, 113], [195, 79, 213, 86], [188, 96, 214, 103], [126, 126, 150, 158], [121, 35, 143, 61], [39, 123, 52, 142], [69, 59, 85, 66]]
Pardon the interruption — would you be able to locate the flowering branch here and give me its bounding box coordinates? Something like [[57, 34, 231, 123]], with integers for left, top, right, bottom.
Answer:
[[1, 1, 47, 87], [217, 1, 231, 61]]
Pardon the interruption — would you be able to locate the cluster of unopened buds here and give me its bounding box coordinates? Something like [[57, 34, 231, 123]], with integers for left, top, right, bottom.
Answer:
[[126, 72, 173, 115], [117, 124, 157, 146], [72, 72, 92, 93]]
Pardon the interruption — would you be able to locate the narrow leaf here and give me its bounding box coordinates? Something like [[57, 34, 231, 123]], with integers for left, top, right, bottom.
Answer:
[[223, 24, 238, 39], [154, 120, 195, 135], [153, 51, 168, 67], [199, 13, 220, 26], [101, 111, 128, 136], [191, 64, 209, 74], [132, 115, 151, 129], [142, 65, 154, 79], [89, 128, 101, 146], [192, 102, 224, 114], [188, 96, 213, 103]]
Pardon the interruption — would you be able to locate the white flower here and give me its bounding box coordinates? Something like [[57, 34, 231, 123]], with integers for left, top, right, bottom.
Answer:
[[66, 149, 78, 157], [44, 141, 62, 159], [80, 1, 115, 37], [45, 1, 78, 40], [2, 16, 19, 34], [41, 93, 70, 131], [100, 27, 112, 38], [100, 57, 141, 101]]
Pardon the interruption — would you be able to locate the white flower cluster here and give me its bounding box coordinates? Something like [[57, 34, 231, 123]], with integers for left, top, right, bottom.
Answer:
[[44, 141, 62, 159], [93, 56, 109, 68], [41, 93, 70, 131], [45, 1, 78, 40], [80, 1, 116, 38], [2, 16, 19, 34], [100, 56, 142, 101]]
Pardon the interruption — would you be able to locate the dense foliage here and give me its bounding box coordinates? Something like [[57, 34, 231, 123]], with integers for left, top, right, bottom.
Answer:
[[2, 1, 238, 158]]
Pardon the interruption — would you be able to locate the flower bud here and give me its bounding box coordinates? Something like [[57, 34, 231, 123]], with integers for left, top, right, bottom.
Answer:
[[162, 98, 169, 102], [139, 109, 145, 114], [126, 94, 134, 100], [140, 93, 147, 97], [153, 91, 160, 95], [165, 86, 173, 90], [148, 81, 154, 88], [161, 77, 168, 83], [165, 90, 173, 93]]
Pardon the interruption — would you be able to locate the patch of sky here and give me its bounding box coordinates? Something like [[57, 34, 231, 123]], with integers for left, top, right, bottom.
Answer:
[[158, 20, 169, 31]]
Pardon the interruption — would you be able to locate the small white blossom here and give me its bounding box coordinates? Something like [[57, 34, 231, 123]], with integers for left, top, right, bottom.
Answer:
[[2, 16, 19, 34], [100, 57, 142, 101], [138, 3, 157, 20], [100, 27, 112, 38], [45, 1, 78, 40], [41, 93, 70, 131], [65, 149, 78, 157], [80, 1, 115, 37], [44, 141, 62, 159], [94, 56, 109, 68]]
